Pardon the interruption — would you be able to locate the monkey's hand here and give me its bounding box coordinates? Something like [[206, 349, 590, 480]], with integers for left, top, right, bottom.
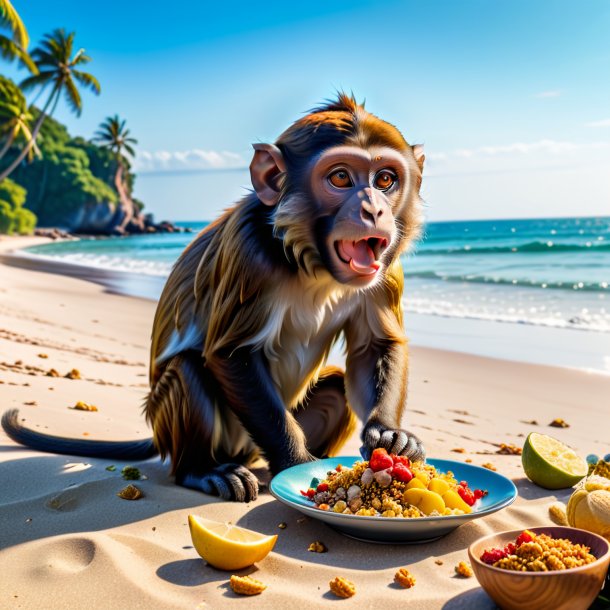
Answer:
[[360, 421, 425, 462]]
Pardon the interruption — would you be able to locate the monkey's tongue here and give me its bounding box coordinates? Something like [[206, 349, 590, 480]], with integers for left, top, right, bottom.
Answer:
[[339, 240, 380, 275]]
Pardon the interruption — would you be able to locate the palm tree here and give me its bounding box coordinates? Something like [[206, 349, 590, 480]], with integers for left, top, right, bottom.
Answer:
[[93, 115, 142, 233], [0, 0, 36, 72], [0, 28, 100, 182], [0, 75, 38, 160]]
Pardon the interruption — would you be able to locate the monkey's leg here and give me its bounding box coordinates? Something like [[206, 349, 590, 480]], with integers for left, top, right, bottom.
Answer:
[[146, 352, 259, 502], [294, 366, 358, 458]]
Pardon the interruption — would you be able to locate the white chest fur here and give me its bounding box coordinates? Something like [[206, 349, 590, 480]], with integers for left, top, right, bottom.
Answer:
[[247, 277, 357, 408]]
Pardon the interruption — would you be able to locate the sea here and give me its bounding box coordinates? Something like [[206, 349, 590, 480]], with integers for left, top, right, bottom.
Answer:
[[23, 215, 610, 372]]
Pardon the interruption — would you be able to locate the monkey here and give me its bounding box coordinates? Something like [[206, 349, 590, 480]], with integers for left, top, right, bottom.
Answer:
[[2, 93, 426, 503]]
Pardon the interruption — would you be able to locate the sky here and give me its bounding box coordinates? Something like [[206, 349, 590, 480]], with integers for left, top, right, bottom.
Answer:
[[5, 0, 610, 222]]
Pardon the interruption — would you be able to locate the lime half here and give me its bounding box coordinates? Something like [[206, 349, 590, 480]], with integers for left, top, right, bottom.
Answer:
[[521, 432, 588, 489]]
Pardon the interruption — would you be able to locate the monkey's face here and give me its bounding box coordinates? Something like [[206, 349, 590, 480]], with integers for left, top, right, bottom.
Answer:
[[309, 145, 413, 287]]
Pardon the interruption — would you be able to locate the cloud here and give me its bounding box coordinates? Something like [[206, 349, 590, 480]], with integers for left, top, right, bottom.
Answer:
[[438, 139, 609, 160], [585, 118, 610, 128], [534, 90, 561, 98], [133, 149, 247, 173], [424, 139, 610, 177]]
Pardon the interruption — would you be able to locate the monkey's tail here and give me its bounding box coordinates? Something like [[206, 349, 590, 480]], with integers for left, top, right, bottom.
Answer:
[[1, 409, 158, 460]]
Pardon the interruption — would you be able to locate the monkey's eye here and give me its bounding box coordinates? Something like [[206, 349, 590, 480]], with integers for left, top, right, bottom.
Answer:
[[328, 169, 353, 189], [374, 170, 397, 191]]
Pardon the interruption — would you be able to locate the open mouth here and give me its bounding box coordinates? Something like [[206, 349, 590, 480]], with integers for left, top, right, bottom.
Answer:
[[335, 237, 389, 276]]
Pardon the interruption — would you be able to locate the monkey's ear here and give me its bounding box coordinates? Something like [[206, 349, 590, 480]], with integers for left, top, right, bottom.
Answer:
[[250, 143, 286, 206], [413, 144, 425, 172]]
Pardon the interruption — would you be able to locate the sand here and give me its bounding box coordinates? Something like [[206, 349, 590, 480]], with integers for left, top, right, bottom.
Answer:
[[1, 234, 608, 609]]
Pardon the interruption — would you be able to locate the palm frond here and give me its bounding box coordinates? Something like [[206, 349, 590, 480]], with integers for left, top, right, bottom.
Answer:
[[0, 0, 28, 48], [72, 49, 92, 65], [123, 143, 136, 158], [72, 70, 101, 95], [20, 70, 56, 91], [0, 103, 23, 120], [92, 115, 138, 158], [29, 48, 56, 66], [0, 34, 37, 72], [63, 77, 82, 116]]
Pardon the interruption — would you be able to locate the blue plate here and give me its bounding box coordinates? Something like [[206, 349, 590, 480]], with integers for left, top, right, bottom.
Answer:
[[269, 457, 517, 543]]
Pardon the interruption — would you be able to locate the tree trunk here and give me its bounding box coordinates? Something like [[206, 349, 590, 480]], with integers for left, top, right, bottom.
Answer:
[[112, 160, 144, 234], [0, 130, 16, 160]]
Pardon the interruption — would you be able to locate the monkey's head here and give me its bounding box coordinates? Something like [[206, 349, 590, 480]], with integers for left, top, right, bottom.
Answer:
[[249, 93, 424, 288]]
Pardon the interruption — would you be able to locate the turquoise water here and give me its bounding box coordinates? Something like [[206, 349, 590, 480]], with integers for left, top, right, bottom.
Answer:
[[25, 216, 610, 333]]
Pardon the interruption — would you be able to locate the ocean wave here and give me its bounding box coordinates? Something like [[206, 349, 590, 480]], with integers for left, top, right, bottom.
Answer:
[[402, 298, 610, 333], [417, 240, 610, 256], [25, 252, 173, 277], [404, 270, 609, 292]]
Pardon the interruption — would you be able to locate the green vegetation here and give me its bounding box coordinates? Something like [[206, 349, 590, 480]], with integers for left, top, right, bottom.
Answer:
[[0, 3, 150, 235], [0, 75, 37, 160], [8, 111, 141, 232], [0, 176, 36, 234], [0, 0, 36, 73], [93, 115, 144, 233], [0, 28, 101, 182]]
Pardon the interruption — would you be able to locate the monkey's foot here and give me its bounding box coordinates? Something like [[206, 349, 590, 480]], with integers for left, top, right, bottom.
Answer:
[[360, 423, 425, 462], [178, 464, 259, 502]]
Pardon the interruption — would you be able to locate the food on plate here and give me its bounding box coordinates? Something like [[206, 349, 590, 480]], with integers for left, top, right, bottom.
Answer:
[[300, 449, 487, 518], [480, 529, 597, 571]]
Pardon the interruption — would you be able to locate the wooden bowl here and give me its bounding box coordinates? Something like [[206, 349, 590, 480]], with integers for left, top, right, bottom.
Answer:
[[468, 526, 610, 610]]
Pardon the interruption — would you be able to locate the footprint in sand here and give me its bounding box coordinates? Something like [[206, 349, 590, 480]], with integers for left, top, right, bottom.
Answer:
[[32, 537, 96, 576]]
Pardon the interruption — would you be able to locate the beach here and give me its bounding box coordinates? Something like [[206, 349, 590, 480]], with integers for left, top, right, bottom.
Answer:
[[1, 235, 609, 609]]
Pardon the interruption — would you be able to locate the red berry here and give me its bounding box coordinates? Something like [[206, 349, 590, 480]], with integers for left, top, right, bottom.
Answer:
[[457, 485, 476, 506], [369, 448, 394, 472], [480, 547, 508, 565], [516, 530, 535, 546], [473, 489, 486, 500], [300, 488, 316, 500], [392, 454, 411, 467], [392, 463, 414, 483], [335, 464, 343, 472], [504, 543, 516, 555], [459, 480, 468, 487], [316, 482, 329, 492]]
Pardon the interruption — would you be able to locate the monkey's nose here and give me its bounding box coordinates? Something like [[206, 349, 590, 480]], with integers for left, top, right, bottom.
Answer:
[[360, 195, 384, 226]]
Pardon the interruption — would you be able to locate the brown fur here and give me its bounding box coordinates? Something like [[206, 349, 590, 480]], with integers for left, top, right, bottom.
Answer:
[[145, 93, 424, 492]]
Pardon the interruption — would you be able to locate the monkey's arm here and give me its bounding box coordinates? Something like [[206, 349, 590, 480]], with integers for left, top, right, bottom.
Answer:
[[206, 347, 313, 473], [344, 265, 424, 461]]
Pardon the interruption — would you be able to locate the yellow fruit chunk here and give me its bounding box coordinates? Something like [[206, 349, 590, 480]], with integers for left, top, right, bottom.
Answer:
[[406, 477, 426, 490], [402, 488, 445, 515], [188, 515, 277, 570], [442, 490, 472, 514], [521, 433, 588, 489], [415, 470, 430, 485], [428, 478, 450, 495]]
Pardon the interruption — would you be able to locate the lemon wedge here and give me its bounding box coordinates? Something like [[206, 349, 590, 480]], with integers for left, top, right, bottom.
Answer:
[[188, 515, 278, 570]]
